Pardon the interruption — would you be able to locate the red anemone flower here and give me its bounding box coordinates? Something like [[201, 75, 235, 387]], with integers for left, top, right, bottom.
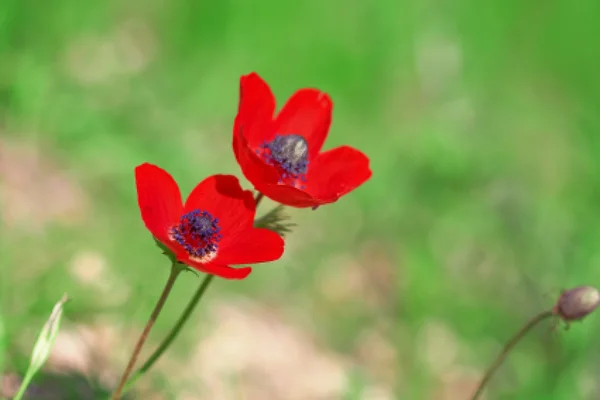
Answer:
[[233, 72, 372, 208], [135, 163, 284, 279]]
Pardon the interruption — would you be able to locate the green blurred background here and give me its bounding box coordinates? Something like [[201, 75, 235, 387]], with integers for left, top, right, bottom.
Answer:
[[2, 0, 600, 399]]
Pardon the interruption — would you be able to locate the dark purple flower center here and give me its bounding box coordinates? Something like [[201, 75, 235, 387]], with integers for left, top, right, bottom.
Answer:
[[170, 209, 222, 260], [258, 134, 309, 188]]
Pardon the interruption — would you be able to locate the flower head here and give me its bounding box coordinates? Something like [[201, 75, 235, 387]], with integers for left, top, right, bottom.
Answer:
[[135, 163, 284, 279], [233, 72, 372, 208], [553, 285, 600, 322]]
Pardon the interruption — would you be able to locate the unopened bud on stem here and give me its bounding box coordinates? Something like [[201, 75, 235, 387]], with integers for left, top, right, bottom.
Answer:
[[553, 285, 600, 322], [471, 285, 600, 400]]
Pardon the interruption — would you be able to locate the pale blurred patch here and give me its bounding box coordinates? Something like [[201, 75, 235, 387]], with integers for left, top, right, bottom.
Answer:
[[0, 138, 88, 232], [192, 300, 348, 400], [417, 319, 459, 377], [355, 327, 401, 388], [416, 31, 462, 95], [34, 298, 395, 399], [186, 299, 392, 400], [69, 250, 130, 303], [47, 323, 123, 389], [63, 18, 156, 86], [578, 370, 598, 399], [317, 241, 397, 310], [431, 367, 483, 400], [317, 254, 365, 304], [415, 319, 485, 399], [0, 373, 21, 398]]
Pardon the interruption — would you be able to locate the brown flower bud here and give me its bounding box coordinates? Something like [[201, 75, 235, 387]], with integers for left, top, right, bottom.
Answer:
[[553, 285, 600, 322]]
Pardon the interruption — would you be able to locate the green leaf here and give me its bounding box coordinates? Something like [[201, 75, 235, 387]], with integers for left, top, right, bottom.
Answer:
[[13, 293, 69, 400], [154, 237, 178, 264], [253, 205, 296, 237]]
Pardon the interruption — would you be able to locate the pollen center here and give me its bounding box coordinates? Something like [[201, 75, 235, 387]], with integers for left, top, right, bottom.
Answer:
[[258, 134, 309, 188], [169, 209, 222, 261]]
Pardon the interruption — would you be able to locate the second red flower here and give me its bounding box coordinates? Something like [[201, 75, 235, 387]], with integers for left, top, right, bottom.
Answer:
[[233, 72, 372, 208]]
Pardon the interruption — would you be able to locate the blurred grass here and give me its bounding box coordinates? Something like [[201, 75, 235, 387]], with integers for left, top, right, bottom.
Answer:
[[0, 309, 5, 375], [1, 0, 600, 398]]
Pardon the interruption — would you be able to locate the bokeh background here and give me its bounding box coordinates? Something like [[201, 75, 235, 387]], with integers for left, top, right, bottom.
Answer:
[[2, 0, 600, 399]]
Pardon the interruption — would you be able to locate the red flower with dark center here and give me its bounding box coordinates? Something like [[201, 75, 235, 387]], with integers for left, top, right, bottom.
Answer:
[[233, 72, 372, 208], [135, 163, 284, 279]]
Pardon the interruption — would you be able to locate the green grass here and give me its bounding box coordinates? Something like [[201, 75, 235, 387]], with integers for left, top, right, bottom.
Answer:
[[2, 0, 600, 398], [0, 310, 5, 378]]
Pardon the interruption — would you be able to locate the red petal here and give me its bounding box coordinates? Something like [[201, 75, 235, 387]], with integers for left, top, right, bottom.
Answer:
[[256, 183, 319, 208], [235, 72, 276, 147], [216, 228, 284, 265], [184, 174, 255, 239], [187, 261, 252, 280], [305, 146, 372, 203], [233, 130, 280, 187], [135, 163, 183, 241], [274, 88, 332, 159]]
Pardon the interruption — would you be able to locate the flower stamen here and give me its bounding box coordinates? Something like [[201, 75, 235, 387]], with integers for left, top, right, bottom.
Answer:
[[257, 134, 309, 188], [170, 209, 222, 262]]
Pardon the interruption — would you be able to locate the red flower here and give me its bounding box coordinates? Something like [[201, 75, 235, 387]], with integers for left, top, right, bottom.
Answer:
[[135, 163, 284, 279], [233, 72, 372, 208]]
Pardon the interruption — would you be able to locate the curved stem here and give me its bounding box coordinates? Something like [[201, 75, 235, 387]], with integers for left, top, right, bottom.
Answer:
[[110, 264, 182, 400], [470, 310, 554, 400], [120, 273, 216, 395]]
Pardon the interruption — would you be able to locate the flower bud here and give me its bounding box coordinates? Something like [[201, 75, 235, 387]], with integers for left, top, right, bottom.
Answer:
[[553, 285, 600, 322]]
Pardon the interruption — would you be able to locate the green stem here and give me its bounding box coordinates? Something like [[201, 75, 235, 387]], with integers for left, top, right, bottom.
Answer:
[[12, 371, 34, 400], [255, 192, 264, 207], [118, 190, 262, 396], [470, 310, 554, 400], [110, 264, 182, 400], [120, 273, 216, 395]]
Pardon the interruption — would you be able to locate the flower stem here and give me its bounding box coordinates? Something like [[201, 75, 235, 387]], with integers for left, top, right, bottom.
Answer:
[[120, 273, 216, 396], [470, 310, 554, 400], [255, 192, 264, 207], [110, 264, 182, 400]]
